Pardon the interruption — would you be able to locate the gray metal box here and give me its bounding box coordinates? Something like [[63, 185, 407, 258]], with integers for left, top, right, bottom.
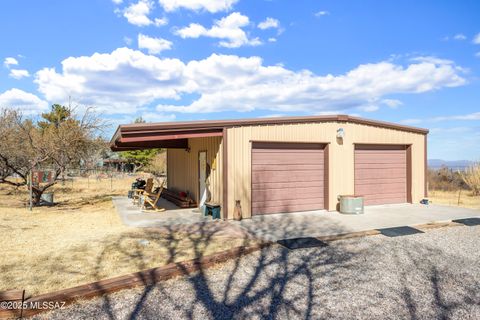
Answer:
[[338, 195, 364, 214]]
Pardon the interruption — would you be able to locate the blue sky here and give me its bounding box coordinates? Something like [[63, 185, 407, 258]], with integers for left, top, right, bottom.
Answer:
[[1, 0, 479, 160]]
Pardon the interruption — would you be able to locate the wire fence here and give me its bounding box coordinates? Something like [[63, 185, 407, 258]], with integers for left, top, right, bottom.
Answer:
[[57, 168, 166, 191]]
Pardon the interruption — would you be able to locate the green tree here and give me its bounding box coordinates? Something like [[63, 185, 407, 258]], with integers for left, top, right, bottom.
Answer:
[[120, 117, 160, 172], [38, 104, 73, 129]]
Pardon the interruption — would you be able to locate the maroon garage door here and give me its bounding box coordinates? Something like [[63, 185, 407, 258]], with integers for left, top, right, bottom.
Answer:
[[354, 145, 407, 206], [251, 142, 326, 215]]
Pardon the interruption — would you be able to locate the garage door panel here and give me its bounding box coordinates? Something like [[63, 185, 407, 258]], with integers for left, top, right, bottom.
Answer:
[[363, 193, 406, 202], [253, 148, 326, 154], [355, 168, 406, 179], [355, 158, 406, 165], [364, 194, 406, 202], [252, 180, 324, 190], [354, 177, 406, 185], [252, 197, 324, 209], [355, 145, 406, 151], [355, 145, 407, 206], [355, 181, 406, 190], [354, 150, 406, 155], [356, 184, 406, 196], [253, 170, 324, 183], [252, 164, 324, 171], [364, 198, 405, 206], [253, 187, 324, 201], [253, 203, 324, 215], [253, 142, 326, 150], [355, 163, 407, 169], [252, 142, 325, 215], [252, 153, 323, 164]]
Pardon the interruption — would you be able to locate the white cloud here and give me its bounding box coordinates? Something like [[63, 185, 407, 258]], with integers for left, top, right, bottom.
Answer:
[[258, 17, 279, 30], [410, 56, 455, 65], [139, 111, 176, 122], [258, 114, 286, 118], [34, 48, 467, 117], [432, 112, 480, 122], [158, 0, 238, 13], [444, 33, 467, 41], [315, 11, 330, 17], [381, 99, 402, 108], [112, 0, 123, 4], [154, 17, 168, 27], [473, 32, 480, 44], [3, 57, 18, 68], [122, 0, 167, 27], [0, 88, 48, 113], [123, 0, 153, 26], [475, 52, 480, 58], [430, 126, 474, 134], [399, 118, 422, 125], [358, 105, 379, 112], [268, 37, 277, 43], [175, 12, 261, 48], [8, 69, 30, 79], [35, 47, 189, 114], [156, 54, 466, 114], [138, 34, 172, 54]]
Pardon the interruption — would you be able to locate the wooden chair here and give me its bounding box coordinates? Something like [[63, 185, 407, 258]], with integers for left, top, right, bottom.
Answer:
[[142, 180, 166, 212], [133, 178, 153, 205]]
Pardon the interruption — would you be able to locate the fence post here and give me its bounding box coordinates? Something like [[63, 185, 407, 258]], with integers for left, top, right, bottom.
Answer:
[[29, 170, 33, 211]]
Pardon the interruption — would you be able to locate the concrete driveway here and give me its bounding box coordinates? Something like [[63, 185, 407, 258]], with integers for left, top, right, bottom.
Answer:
[[232, 204, 480, 242]]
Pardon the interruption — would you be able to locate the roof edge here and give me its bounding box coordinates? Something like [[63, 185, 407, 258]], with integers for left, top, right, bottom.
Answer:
[[112, 115, 429, 138]]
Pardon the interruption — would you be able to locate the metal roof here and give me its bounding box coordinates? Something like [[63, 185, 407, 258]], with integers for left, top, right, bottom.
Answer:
[[110, 114, 429, 151]]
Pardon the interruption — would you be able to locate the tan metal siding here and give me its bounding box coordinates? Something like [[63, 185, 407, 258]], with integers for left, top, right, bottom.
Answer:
[[167, 136, 223, 208], [226, 122, 425, 219]]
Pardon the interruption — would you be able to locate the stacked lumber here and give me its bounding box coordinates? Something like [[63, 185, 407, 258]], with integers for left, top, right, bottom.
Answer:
[[161, 188, 197, 208]]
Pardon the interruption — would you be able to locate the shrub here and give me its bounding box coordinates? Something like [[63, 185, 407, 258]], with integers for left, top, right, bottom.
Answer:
[[428, 166, 467, 191], [459, 163, 480, 196]]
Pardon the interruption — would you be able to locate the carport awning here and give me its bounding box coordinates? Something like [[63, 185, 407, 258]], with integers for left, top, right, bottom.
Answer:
[[110, 126, 223, 151]]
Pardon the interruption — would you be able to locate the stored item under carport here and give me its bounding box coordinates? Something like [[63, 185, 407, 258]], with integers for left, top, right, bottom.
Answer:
[[338, 195, 364, 214]]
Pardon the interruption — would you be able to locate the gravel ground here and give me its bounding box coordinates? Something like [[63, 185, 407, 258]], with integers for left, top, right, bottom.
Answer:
[[35, 225, 480, 320]]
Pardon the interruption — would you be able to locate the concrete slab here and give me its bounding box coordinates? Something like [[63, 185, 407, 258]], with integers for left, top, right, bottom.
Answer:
[[112, 196, 208, 228], [112, 196, 250, 238], [231, 204, 480, 242]]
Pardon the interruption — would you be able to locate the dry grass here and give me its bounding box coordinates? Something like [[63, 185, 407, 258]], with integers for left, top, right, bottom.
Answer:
[[428, 189, 480, 209], [0, 176, 253, 296]]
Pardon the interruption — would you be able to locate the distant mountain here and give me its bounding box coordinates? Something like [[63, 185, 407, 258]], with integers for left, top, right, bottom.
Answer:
[[428, 159, 473, 170]]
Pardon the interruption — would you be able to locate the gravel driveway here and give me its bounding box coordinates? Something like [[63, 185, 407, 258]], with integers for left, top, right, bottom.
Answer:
[[35, 225, 480, 320]]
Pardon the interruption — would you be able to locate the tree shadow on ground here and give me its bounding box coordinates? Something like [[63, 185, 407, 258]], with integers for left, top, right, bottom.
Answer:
[[36, 220, 480, 320]]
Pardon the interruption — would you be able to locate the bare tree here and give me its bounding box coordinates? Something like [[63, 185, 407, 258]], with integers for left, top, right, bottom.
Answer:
[[0, 106, 106, 205]]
